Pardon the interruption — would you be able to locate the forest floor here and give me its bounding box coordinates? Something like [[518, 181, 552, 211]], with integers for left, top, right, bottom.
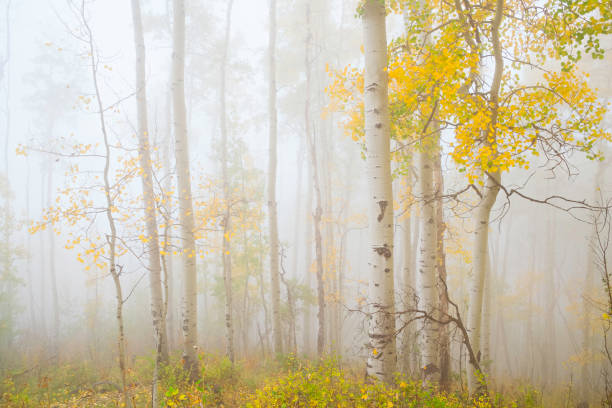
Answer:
[[0, 353, 569, 407]]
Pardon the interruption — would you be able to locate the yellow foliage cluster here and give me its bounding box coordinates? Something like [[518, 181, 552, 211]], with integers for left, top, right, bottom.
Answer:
[[327, 0, 610, 183]]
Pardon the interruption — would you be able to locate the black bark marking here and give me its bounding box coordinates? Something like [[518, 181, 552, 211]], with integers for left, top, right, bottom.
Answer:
[[373, 244, 392, 259], [377, 200, 388, 222]]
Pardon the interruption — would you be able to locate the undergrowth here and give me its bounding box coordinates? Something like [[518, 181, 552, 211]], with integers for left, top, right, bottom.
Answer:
[[0, 354, 547, 407]]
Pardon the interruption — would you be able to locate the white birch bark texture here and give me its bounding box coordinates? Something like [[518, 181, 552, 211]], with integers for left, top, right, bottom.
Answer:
[[172, 0, 199, 378], [401, 0, 439, 382], [267, 0, 282, 355], [466, 0, 504, 394], [362, 0, 396, 383], [220, 0, 236, 364], [130, 0, 169, 367]]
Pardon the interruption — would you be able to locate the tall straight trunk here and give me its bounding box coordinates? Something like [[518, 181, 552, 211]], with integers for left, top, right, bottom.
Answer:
[[362, 0, 396, 383], [220, 0, 236, 364], [304, 3, 325, 357], [543, 214, 556, 386], [161, 90, 175, 352], [130, 0, 169, 372], [398, 176, 414, 374], [39, 170, 47, 343], [172, 0, 199, 378], [267, 0, 282, 355], [482, 251, 491, 374], [25, 159, 36, 335], [302, 154, 314, 356], [466, 0, 503, 394], [403, 0, 438, 383], [416, 146, 437, 381], [434, 150, 450, 390], [47, 160, 60, 362], [81, 5, 129, 403], [2, 0, 10, 178]]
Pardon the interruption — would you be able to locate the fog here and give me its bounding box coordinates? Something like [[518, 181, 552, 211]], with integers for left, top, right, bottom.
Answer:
[[0, 0, 611, 407]]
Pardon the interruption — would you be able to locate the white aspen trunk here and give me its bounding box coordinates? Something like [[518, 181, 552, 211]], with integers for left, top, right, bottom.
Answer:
[[434, 150, 450, 390], [39, 170, 48, 344], [543, 215, 556, 386], [416, 146, 437, 381], [466, 174, 500, 395], [402, 0, 438, 383], [130, 0, 169, 372], [466, 0, 503, 395], [25, 159, 36, 335], [220, 0, 236, 364], [267, 0, 282, 355], [482, 251, 491, 374], [172, 0, 199, 378], [363, 0, 396, 383], [399, 181, 414, 373], [47, 159, 60, 363]]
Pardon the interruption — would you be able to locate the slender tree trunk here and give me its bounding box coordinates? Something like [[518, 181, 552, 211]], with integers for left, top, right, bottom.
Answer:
[[267, 0, 282, 355], [362, 0, 396, 383], [130, 0, 169, 376], [304, 3, 325, 357], [172, 0, 199, 378], [220, 0, 236, 364], [161, 90, 175, 352], [466, 0, 503, 394], [543, 214, 556, 386], [482, 251, 491, 375], [47, 159, 60, 363], [25, 159, 36, 335], [302, 155, 314, 356], [81, 3, 129, 403], [2, 0, 10, 178], [434, 150, 450, 390], [398, 175, 414, 374]]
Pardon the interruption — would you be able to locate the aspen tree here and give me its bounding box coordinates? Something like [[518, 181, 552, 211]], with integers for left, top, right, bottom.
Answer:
[[171, 0, 199, 378], [362, 0, 396, 383], [130, 0, 169, 372], [220, 0, 236, 364], [267, 0, 282, 355]]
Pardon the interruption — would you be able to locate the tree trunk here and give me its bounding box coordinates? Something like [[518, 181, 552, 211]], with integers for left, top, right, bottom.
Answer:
[[267, 0, 282, 355], [304, 3, 325, 357], [82, 4, 130, 402], [466, 0, 503, 394], [47, 159, 60, 363], [172, 0, 199, 379], [130, 0, 169, 374], [434, 149, 450, 390], [362, 0, 396, 383], [220, 0, 236, 364]]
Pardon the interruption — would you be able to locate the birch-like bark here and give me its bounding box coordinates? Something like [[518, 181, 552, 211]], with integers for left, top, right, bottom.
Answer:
[[172, 0, 199, 378], [434, 149, 450, 390], [466, 0, 504, 394], [267, 0, 282, 355], [220, 0, 236, 364], [130, 0, 169, 373], [482, 251, 491, 375], [363, 0, 396, 383]]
